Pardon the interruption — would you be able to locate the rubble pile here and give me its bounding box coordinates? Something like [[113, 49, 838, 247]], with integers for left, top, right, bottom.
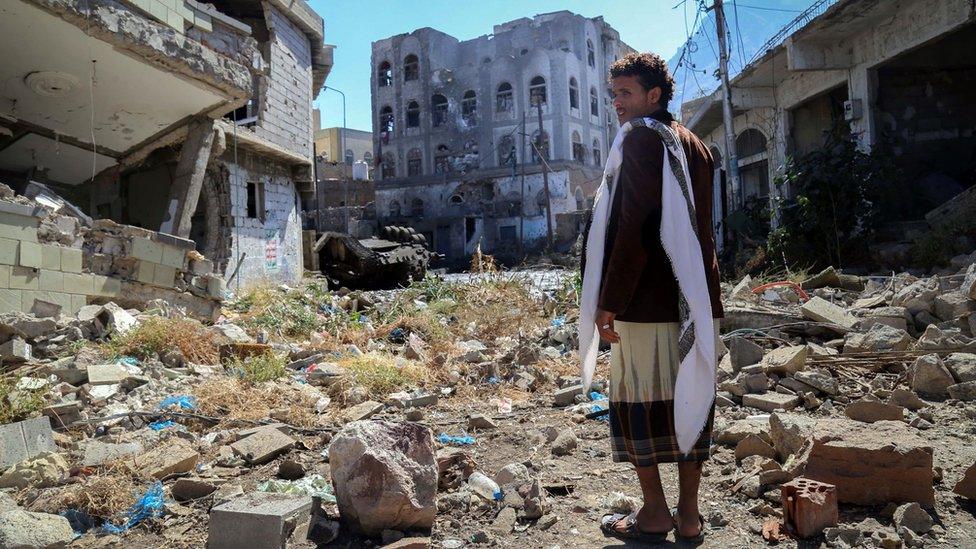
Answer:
[[0, 257, 976, 547]]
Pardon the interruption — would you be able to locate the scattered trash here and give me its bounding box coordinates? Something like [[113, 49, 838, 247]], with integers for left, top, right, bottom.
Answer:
[[491, 397, 512, 414], [438, 433, 475, 446], [148, 420, 176, 431], [159, 395, 196, 410], [258, 474, 337, 504], [102, 482, 165, 534], [551, 316, 566, 328], [467, 471, 503, 501]]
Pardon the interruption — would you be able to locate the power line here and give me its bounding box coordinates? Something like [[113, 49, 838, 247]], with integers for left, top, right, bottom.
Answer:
[[732, 1, 747, 73], [735, 2, 802, 13]]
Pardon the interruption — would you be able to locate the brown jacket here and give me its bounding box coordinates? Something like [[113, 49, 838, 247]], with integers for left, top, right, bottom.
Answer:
[[596, 109, 724, 323]]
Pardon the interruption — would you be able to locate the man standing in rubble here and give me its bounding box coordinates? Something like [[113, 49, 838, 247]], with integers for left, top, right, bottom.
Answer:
[[579, 52, 724, 543]]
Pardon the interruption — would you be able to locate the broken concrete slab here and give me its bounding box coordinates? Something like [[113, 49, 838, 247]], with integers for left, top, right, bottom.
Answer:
[[230, 426, 296, 465], [945, 353, 976, 383], [342, 400, 385, 423], [948, 381, 976, 401], [135, 438, 199, 479], [0, 416, 57, 470], [769, 413, 817, 460], [0, 452, 68, 489], [844, 324, 914, 353], [81, 440, 143, 467], [844, 399, 905, 423], [909, 354, 955, 397], [801, 419, 934, 507], [794, 369, 839, 396], [729, 337, 765, 372], [86, 363, 127, 385], [735, 434, 777, 462], [933, 291, 974, 322], [0, 336, 31, 363], [760, 345, 807, 375], [553, 384, 583, 406], [886, 389, 928, 411], [952, 462, 976, 500], [208, 492, 313, 549], [801, 296, 857, 329], [714, 417, 773, 446], [742, 392, 801, 413], [0, 509, 74, 549]]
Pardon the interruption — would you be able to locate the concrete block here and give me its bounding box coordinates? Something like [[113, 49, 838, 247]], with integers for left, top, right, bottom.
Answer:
[[0, 265, 9, 288], [92, 275, 122, 297], [60, 247, 82, 273], [0, 238, 16, 265], [553, 384, 583, 406], [135, 261, 155, 284], [71, 294, 87, 313], [160, 245, 186, 269], [81, 440, 143, 467], [781, 478, 838, 538], [40, 245, 61, 270], [153, 231, 196, 250], [38, 270, 63, 292], [25, 291, 71, 317], [0, 211, 39, 242], [189, 257, 213, 276], [0, 416, 57, 469], [131, 237, 163, 263], [87, 363, 127, 385], [0, 289, 22, 312], [208, 492, 313, 549], [63, 273, 93, 295], [801, 297, 857, 329], [0, 337, 31, 363], [230, 426, 296, 464], [17, 241, 41, 268], [9, 267, 38, 290], [742, 392, 801, 413], [135, 438, 199, 479], [207, 276, 226, 299], [341, 400, 385, 422], [152, 264, 177, 288]]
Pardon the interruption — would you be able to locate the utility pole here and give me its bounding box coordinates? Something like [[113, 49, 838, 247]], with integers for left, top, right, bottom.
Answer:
[[713, 0, 741, 210], [535, 99, 554, 250], [518, 110, 526, 260]]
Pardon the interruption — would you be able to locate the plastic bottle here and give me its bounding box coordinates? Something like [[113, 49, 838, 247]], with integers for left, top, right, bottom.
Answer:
[[467, 471, 503, 501]]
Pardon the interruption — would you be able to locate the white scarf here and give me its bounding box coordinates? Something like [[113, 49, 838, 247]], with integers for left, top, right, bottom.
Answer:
[[579, 117, 716, 455]]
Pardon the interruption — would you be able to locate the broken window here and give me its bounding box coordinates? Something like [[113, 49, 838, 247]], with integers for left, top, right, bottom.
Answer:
[[590, 87, 599, 117], [531, 130, 549, 163], [377, 61, 392, 87], [587, 39, 595, 68], [434, 144, 451, 174], [592, 139, 601, 166], [736, 128, 770, 201], [379, 105, 395, 134], [411, 197, 424, 217], [461, 90, 477, 126], [498, 135, 515, 167], [529, 76, 547, 107], [499, 225, 517, 242], [465, 217, 477, 244], [407, 148, 423, 176], [246, 181, 266, 221], [572, 131, 585, 163], [382, 152, 396, 179], [449, 194, 463, 205], [389, 200, 401, 217], [406, 101, 420, 128], [404, 54, 419, 81], [569, 77, 579, 109], [496, 82, 513, 113], [344, 149, 354, 166], [431, 94, 448, 127]]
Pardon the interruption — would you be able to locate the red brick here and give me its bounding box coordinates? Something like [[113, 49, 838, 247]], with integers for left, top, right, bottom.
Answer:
[[781, 477, 838, 538]]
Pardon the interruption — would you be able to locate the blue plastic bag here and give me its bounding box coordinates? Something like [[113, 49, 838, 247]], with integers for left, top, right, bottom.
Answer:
[[148, 420, 176, 431], [438, 433, 475, 445], [159, 395, 195, 410], [102, 481, 165, 533]]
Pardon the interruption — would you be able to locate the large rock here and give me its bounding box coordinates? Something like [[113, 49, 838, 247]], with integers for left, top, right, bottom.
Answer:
[[886, 389, 928, 411], [892, 502, 933, 534], [769, 413, 816, 460], [0, 509, 73, 548], [714, 417, 772, 447], [933, 291, 973, 322], [953, 462, 976, 500], [844, 399, 905, 423], [843, 324, 913, 354], [329, 421, 437, 536], [948, 381, 976, 401], [760, 345, 808, 375], [892, 279, 939, 315], [801, 419, 934, 507], [909, 354, 955, 397], [945, 353, 976, 383]]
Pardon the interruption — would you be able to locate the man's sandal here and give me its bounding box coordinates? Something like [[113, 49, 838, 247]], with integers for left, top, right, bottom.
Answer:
[[600, 512, 669, 543], [670, 509, 706, 544]]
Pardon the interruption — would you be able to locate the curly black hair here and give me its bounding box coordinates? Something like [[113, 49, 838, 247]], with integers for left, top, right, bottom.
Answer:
[[609, 52, 675, 108]]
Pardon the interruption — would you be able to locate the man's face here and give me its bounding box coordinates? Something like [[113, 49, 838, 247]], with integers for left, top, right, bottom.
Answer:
[[610, 75, 661, 124]]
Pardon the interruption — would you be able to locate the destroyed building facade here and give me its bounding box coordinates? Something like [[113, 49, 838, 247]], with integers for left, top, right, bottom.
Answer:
[[369, 11, 632, 263], [680, 0, 976, 250], [0, 0, 332, 291]]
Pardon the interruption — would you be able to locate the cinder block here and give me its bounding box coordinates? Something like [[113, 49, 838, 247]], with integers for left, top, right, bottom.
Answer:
[[131, 237, 163, 263], [61, 248, 83, 273], [92, 275, 122, 297], [0, 416, 57, 470], [782, 477, 838, 538], [0, 289, 22, 312], [18, 241, 42, 268], [0, 238, 17, 265], [40, 245, 61, 270], [152, 264, 177, 288], [160, 245, 186, 269], [0, 336, 32, 363], [0, 211, 39, 242], [10, 266, 39, 290], [63, 273, 94, 295], [207, 275, 226, 299], [135, 261, 155, 284], [25, 291, 71, 316], [208, 493, 313, 549], [38, 270, 63, 292]]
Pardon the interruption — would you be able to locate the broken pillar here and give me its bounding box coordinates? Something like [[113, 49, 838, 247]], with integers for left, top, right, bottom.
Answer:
[[159, 117, 216, 238], [781, 477, 838, 538]]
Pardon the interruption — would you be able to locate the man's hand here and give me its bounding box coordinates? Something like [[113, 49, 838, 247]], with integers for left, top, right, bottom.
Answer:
[[595, 309, 620, 343]]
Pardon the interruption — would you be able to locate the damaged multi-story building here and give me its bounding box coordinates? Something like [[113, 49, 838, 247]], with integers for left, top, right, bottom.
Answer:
[[0, 0, 332, 292], [370, 11, 633, 265], [680, 0, 976, 251]]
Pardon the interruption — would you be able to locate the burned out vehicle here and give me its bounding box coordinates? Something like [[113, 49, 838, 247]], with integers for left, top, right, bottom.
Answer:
[[314, 225, 437, 289]]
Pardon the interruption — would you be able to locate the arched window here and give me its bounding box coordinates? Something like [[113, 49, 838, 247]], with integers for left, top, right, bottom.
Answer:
[[431, 94, 448, 127], [379, 105, 394, 133], [590, 87, 599, 117], [592, 139, 601, 166], [407, 148, 422, 176], [388, 200, 401, 217], [434, 144, 451, 174], [587, 39, 595, 67], [571, 131, 585, 163], [496, 82, 513, 113], [363, 152, 373, 164], [531, 130, 549, 162], [529, 76, 547, 106], [377, 61, 392, 87], [461, 90, 477, 126], [344, 149, 354, 166], [406, 101, 420, 128], [381, 152, 395, 179], [568, 77, 579, 110], [449, 194, 463, 205], [404, 54, 419, 81], [411, 197, 424, 217], [735, 129, 769, 201], [498, 135, 515, 166]]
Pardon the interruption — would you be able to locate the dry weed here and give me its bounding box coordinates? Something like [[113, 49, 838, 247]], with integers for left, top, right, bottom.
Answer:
[[104, 317, 219, 363], [194, 378, 319, 428], [55, 467, 136, 520]]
